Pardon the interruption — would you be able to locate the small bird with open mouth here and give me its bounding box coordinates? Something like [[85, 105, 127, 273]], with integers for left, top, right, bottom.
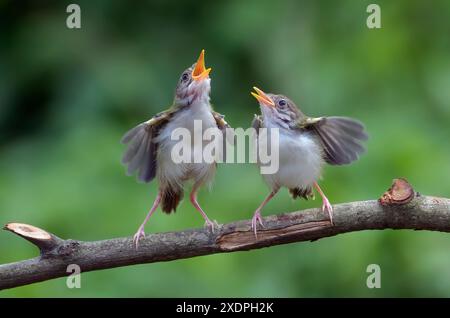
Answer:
[[250, 87, 368, 236], [121, 50, 231, 248]]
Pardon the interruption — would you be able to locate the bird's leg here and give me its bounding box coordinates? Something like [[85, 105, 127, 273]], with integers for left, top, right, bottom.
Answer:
[[133, 191, 162, 249], [190, 185, 217, 232], [252, 189, 278, 238], [314, 182, 334, 225]]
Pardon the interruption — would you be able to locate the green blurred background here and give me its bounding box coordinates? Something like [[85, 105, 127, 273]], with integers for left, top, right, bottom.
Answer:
[[1, 0, 450, 297]]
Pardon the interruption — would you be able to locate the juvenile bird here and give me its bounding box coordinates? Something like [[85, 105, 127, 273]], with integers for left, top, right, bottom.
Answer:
[[250, 87, 367, 236], [121, 50, 231, 248]]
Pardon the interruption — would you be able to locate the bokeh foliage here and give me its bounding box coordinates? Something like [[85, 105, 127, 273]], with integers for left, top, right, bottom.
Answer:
[[1, 0, 450, 297]]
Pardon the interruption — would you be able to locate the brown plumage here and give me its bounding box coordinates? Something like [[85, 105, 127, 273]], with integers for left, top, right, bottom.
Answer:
[[161, 189, 184, 214], [289, 187, 314, 200]]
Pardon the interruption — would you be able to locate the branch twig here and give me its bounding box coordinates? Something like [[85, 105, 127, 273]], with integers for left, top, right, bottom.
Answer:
[[1, 179, 449, 290]]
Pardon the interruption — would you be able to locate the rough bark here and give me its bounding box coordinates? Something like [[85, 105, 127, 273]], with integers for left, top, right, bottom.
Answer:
[[1, 179, 449, 290]]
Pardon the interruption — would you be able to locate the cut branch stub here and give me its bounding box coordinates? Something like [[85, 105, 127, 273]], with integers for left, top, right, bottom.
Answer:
[[4, 223, 63, 254], [379, 178, 415, 206]]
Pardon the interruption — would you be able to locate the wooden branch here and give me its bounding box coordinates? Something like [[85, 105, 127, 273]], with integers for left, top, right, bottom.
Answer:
[[1, 178, 449, 290], [4, 223, 64, 254]]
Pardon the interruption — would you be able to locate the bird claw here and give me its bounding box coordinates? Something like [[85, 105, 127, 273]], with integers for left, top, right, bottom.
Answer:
[[204, 220, 219, 233], [133, 226, 146, 249], [322, 198, 334, 225], [251, 211, 265, 239]]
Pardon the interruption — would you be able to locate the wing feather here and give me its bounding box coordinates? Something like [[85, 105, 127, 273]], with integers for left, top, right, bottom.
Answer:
[[212, 111, 234, 144], [212, 111, 234, 159], [121, 110, 173, 183], [302, 116, 368, 165], [251, 115, 263, 134]]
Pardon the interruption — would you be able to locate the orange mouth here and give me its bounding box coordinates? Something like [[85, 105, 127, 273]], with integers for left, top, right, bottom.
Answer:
[[192, 49, 212, 81], [251, 87, 275, 107]]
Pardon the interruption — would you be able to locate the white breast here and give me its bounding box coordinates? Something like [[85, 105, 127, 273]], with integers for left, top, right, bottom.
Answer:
[[155, 101, 217, 190], [260, 129, 324, 191]]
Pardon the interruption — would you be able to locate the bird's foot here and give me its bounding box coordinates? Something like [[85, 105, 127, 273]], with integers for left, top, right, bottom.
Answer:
[[322, 198, 334, 225], [251, 211, 265, 239], [133, 226, 146, 249], [204, 219, 219, 233]]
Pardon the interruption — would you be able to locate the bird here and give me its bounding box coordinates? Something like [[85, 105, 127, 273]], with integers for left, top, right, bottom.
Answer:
[[250, 86, 368, 236], [121, 50, 231, 248]]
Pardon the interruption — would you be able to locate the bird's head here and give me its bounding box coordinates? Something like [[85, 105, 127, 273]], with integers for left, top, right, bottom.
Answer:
[[251, 87, 302, 129], [175, 49, 212, 106]]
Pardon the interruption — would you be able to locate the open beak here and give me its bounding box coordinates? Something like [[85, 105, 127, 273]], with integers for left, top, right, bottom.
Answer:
[[251, 87, 275, 107], [192, 49, 212, 81]]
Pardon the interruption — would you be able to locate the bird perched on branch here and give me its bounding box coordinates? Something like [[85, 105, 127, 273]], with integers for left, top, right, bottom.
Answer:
[[250, 87, 368, 236], [121, 50, 231, 248]]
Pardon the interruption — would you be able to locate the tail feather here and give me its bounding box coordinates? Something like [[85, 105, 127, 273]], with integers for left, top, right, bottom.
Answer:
[[289, 187, 314, 200], [161, 188, 184, 214]]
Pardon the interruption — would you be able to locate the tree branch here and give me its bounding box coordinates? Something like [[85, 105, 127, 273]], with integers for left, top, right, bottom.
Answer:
[[1, 178, 449, 290]]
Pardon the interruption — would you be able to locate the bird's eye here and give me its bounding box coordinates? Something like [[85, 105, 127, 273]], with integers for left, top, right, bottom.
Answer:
[[278, 99, 287, 107], [181, 73, 190, 82]]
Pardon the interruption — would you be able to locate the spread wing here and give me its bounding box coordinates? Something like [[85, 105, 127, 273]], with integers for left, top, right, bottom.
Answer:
[[298, 116, 368, 165], [250, 115, 263, 163], [212, 111, 234, 144], [121, 109, 175, 183], [251, 114, 263, 133], [212, 111, 235, 160], [212, 111, 230, 130]]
